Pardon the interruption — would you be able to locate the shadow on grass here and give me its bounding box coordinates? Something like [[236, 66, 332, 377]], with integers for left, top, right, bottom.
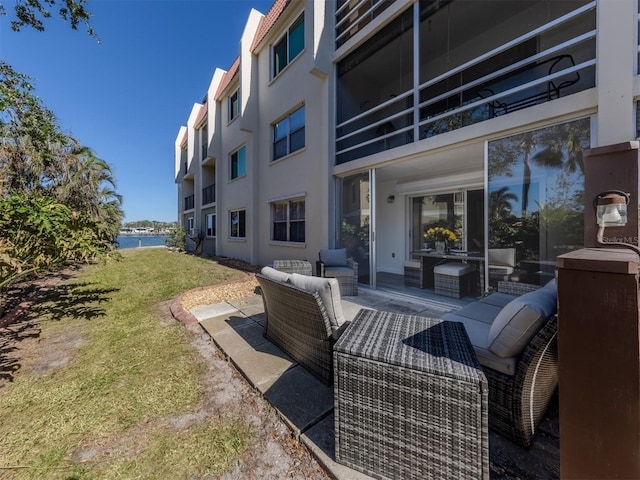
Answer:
[[31, 282, 120, 322], [0, 280, 119, 385]]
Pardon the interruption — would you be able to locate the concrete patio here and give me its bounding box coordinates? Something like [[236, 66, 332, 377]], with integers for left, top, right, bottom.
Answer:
[[189, 287, 560, 479]]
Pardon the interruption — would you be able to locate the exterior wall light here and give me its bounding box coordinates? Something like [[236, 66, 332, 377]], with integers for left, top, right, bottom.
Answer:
[[594, 191, 639, 254], [595, 191, 629, 227]]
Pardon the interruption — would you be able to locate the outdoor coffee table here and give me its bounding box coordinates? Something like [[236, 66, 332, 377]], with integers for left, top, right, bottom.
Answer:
[[333, 309, 488, 480]]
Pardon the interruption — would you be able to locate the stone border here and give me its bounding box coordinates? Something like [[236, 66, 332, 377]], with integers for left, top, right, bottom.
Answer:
[[170, 273, 256, 327]]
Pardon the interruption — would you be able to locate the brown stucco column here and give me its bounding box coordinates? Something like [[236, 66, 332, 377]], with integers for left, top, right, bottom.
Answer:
[[557, 248, 640, 479]]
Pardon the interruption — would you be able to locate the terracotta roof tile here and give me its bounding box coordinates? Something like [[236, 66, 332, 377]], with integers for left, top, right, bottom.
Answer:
[[251, 0, 292, 53], [214, 56, 240, 101]]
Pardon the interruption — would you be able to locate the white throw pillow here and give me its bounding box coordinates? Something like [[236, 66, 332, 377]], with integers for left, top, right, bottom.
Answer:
[[488, 287, 557, 358], [289, 273, 345, 329]]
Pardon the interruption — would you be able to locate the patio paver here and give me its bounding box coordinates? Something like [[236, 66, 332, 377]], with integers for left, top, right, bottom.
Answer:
[[192, 288, 560, 480]]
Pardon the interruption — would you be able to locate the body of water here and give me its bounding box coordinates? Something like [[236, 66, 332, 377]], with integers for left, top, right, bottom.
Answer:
[[116, 236, 170, 249]]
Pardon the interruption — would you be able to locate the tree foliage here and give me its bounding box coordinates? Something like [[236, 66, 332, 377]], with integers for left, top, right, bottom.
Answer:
[[0, 62, 122, 289], [0, 0, 96, 37]]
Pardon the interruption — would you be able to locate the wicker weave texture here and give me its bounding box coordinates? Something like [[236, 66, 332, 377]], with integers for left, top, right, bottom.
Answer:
[[484, 315, 558, 447], [434, 271, 473, 298], [497, 280, 541, 296], [316, 258, 359, 296], [272, 259, 313, 276], [334, 310, 489, 480], [256, 274, 335, 384]]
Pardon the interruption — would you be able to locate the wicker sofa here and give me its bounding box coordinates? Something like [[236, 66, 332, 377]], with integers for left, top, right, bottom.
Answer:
[[442, 279, 558, 447], [256, 266, 349, 385]]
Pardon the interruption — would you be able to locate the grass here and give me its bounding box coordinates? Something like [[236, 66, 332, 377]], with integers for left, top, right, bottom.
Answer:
[[0, 249, 250, 479]]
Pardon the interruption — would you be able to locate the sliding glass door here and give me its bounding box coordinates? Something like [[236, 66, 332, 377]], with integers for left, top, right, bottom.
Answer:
[[411, 189, 484, 254], [339, 172, 372, 285], [486, 117, 590, 287]]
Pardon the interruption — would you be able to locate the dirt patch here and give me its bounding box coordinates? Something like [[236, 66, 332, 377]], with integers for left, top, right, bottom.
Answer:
[[0, 269, 330, 479]]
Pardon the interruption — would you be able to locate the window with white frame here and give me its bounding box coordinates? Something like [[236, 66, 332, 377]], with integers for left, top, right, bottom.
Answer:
[[229, 209, 246, 239], [273, 105, 305, 161], [206, 213, 216, 237], [186, 217, 194, 237], [272, 12, 304, 78], [230, 145, 246, 180], [271, 198, 305, 243], [229, 88, 240, 122]]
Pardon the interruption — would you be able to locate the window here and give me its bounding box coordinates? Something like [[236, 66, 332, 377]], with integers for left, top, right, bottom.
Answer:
[[229, 89, 239, 122], [487, 117, 590, 287], [206, 214, 216, 237], [272, 12, 304, 78], [201, 125, 208, 160], [230, 145, 246, 180], [272, 198, 305, 243], [229, 209, 246, 239], [273, 105, 305, 161], [186, 217, 194, 237]]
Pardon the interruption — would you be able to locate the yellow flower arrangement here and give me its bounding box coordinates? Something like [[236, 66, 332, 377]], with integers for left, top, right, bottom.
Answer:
[[423, 226, 457, 242]]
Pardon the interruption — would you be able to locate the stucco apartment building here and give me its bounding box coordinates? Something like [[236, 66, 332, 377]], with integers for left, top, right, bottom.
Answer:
[[175, 0, 638, 295]]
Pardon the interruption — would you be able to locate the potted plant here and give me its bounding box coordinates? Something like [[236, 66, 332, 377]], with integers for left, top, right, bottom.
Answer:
[[423, 226, 457, 253]]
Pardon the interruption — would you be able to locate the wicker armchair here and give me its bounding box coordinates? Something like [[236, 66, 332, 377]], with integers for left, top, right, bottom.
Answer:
[[485, 314, 557, 447], [442, 280, 558, 447], [316, 248, 358, 296], [256, 270, 347, 385]]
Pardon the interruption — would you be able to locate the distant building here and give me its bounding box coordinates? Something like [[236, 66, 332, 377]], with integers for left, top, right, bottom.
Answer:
[[175, 0, 633, 295]]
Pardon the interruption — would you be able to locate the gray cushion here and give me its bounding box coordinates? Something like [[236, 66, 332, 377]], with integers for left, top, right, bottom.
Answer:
[[261, 266, 291, 283], [441, 312, 518, 376], [479, 292, 518, 308], [319, 248, 348, 267], [448, 301, 503, 325], [323, 266, 354, 278], [289, 273, 346, 329], [488, 286, 557, 358]]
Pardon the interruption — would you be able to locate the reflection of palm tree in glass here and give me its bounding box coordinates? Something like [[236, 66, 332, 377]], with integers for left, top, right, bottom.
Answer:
[[520, 121, 588, 215], [490, 187, 519, 219], [532, 121, 587, 175]]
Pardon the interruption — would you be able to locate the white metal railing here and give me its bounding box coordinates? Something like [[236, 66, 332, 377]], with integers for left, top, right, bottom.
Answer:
[[335, 0, 390, 46], [335, 1, 596, 161], [419, 60, 595, 131]]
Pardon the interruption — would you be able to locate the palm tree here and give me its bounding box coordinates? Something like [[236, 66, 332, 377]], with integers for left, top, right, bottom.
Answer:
[[490, 187, 519, 219]]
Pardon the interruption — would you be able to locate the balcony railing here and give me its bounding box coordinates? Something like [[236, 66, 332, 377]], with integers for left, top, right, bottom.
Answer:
[[184, 194, 194, 211], [335, 0, 395, 48], [335, 1, 596, 165], [202, 184, 216, 205]]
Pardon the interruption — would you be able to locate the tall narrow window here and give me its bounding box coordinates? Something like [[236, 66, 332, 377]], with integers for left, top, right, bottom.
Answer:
[[229, 89, 240, 122], [230, 145, 246, 180], [271, 198, 305, 243], [201, 125, 208, 160], [273, 105, 305, 161], [230, 209, 246, 239], [206, 213, 216, 237], [272, 12, 305, 78]]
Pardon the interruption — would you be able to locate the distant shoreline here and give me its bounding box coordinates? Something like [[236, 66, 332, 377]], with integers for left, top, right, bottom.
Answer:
[[117, 235, 170, 249]]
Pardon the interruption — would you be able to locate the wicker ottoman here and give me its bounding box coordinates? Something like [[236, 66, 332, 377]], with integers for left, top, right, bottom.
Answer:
[[334, 310, 488, 480], [272, 259, 312, 276], [403, 260, 423, 288], [434, 262, 476, 298]]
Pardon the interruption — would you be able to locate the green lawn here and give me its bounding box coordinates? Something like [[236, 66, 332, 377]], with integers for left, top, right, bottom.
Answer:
[[0, 249, 250, 479]]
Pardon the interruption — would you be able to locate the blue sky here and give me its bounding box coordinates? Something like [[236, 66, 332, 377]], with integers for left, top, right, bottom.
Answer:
[[1, 0, 274, 223]]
